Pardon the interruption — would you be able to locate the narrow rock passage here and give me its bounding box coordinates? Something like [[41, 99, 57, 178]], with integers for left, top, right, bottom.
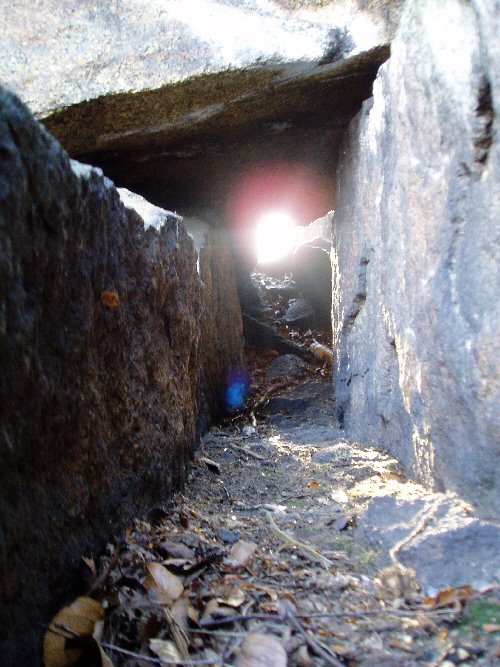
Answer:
[[45, 357, 499, 666]]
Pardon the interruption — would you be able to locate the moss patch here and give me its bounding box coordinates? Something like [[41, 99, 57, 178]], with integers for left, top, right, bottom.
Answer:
[[458, 601, 500, 635]]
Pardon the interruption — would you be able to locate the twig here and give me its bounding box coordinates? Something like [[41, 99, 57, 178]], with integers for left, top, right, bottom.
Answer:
[[249, 380, 290, 426], [226, 441, 268, 461], [279, 601, 345, 667], [389, 498, 441, 567], [266, 512, 333, 569], [47, 624, 222, 665], [101, 643, 162, 664], [303, 607, 457, 619], [164, 606, 190, 659], [101, 642, 220, 665], [200, 613, 278, 628]]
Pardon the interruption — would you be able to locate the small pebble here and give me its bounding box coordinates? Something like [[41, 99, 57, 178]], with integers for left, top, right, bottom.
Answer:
[[215, 528, 240, 544], [312, 443, 352, 466]]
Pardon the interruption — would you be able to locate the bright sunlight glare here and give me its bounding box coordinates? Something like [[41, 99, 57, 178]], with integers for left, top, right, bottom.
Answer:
[[255, 211, 303, 264]]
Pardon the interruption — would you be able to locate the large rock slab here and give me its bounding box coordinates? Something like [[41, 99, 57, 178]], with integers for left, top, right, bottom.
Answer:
[[0, 87, 242, 663], [333, 0, 500, 515], [1, 0, 402, 118], [0, 1, 401, 223], [357, 495, 500, 596]]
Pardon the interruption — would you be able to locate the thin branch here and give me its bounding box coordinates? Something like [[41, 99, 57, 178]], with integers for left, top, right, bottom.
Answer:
[[267, 512, 333, 569], [101, 642, 220, 665], [225, 441, 268, 461], [280, 601, 345, 667], [200, 612, 279, 628]]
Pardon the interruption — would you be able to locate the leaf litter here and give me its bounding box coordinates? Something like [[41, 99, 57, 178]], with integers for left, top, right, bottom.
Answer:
[[45, 282, 500, 666]]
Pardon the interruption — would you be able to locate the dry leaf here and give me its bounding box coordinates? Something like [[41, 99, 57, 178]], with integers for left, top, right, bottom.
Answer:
[[145, 562, 184, 603], [294, 644, 313, 667], [483, 623, 500, 633], [200, 598, 238, 625], [159, 540, 196, 562], [216, 585, 246, 608], [170, 598, 189, 630], [224, 541, 257, 568], [423, 585, 474, 609], [199, 456, 221, 474], [236, 633, 287, 667], [100, 290, 120, 308], [44, 596, 105, 667], [150, 638, 182, 663]]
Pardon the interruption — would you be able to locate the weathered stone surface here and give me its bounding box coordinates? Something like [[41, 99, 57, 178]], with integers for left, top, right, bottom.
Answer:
[[292, 241, 332, 326], [0, 1, 399, 223], [312, 443, 353, 465], [266, 354, 308, 381], [333, 0, 500, 515], [357, 495, 500, 595], [183, 217, 245, 428], [1, 0, 401, 118], [284, 298, 315, 327], [0, 88, 242, 663]]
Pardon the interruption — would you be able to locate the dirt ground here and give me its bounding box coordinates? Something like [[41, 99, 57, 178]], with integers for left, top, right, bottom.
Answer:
[[43, 280, 499, 667]]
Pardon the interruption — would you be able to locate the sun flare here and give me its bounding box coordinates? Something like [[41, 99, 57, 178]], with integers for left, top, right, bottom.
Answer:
[[255, 211, 302, 264]]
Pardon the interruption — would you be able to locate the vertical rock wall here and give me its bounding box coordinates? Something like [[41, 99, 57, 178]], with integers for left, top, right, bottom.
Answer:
[[0, 88, 242, 663], [333, 0, 499, 515], [183, 218, 245, 429]]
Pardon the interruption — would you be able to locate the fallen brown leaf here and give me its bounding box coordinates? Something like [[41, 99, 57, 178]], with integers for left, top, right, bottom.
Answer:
[[43, 596, 106, 667], [236, 633, 287, 667], [150, 638, 182, 663], [483, 623, 500, 633], [145, 562, 184, 604], [224, 540, 257, 568], [423, 585, 474, 610]]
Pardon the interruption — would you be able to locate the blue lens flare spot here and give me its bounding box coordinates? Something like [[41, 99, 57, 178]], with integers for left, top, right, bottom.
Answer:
[[224, 368, 250, 410]]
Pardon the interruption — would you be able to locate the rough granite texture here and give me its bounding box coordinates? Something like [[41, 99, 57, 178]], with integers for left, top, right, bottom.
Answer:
[[357, 494, 500, 596], [333, 0, 500, 515], [183, 217, 245, 428], [0, 88, 242, 664], [0, 1, 395, 219], [0, 0, 402, 118]]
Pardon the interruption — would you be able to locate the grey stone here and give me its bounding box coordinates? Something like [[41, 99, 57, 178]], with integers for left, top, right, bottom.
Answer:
[[292, 242, 332, 326], [267, 354, 308, 381], [312, 443, 353, 466], [333, 0, 500, 515], [216, 528, 241, 544], [357, 495, 500, 596], [0, 2, 397, 232], [0, 87, 243, 663], [0, 1, 401, 118], [284, 298, 315, 327], [268, 380, 335, 416]]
